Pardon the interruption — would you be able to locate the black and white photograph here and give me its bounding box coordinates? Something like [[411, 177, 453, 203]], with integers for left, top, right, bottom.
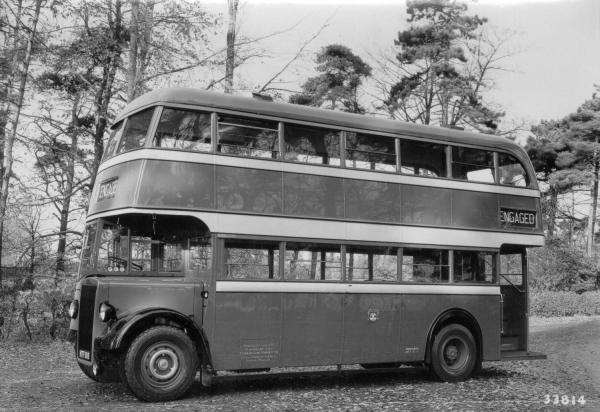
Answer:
[[0, 0, 599, 410]]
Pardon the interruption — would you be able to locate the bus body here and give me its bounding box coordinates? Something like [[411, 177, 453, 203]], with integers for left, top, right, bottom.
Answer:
[[68, 88, 545, 402]]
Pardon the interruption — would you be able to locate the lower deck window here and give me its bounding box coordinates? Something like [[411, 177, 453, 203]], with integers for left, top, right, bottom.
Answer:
[[190, 237, 212, 270], [402, 248, 449, 283], [285, 243, 341, 280], [224, 239, 280, 279], [454, 251, 496, 283], [346, 246, 398, 281]]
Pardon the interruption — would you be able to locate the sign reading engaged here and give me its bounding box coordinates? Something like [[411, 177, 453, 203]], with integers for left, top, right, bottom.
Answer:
[[500, 208, 537, 228], [97, 178, 118, 202]]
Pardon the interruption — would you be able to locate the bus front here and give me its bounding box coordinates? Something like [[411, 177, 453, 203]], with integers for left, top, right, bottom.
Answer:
[[68, 103, 214, 402]]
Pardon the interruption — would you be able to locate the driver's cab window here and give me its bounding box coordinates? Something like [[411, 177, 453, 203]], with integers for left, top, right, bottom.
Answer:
[[97, 223, 130, 272], [129, 236, 182, 273], [95, 219, 185, 274]]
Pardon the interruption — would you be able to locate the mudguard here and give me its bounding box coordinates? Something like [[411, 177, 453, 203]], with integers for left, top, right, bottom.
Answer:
[[97, 308, 212, 367]]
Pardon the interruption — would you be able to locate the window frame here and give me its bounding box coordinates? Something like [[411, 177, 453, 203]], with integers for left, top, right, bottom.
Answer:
[[109, 103, 534, 191], [152, 106, 213, 153], [216, 235, 500, 285]]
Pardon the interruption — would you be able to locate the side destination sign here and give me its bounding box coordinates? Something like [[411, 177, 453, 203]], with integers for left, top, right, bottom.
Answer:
[[97, 178, 118, 202], [500, 208, 536, 228]]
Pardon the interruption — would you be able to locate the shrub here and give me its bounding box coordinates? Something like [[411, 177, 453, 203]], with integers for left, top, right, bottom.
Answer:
[[529, 246, 600, 293], [530, 291, 600, 317]]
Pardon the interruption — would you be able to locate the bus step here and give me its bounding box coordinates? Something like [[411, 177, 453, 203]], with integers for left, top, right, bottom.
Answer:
[[501, 335, 519, 347], [500, 350, 547, 361]]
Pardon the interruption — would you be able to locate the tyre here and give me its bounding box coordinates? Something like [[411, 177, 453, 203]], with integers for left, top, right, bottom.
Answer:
[[121, 326, 199, 402], [78, 362, 121, 383], [429, 324, 476, 382]]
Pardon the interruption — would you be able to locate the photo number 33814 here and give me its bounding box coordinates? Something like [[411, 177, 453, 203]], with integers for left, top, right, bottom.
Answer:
[[543, 395, 586, 406]]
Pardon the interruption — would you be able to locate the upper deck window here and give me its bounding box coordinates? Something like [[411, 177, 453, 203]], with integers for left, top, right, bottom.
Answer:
[[117, 108, 154, 154], [103, 121, 124, 161], [154, 108, 211, 152], [284, 124, 341, 165], [345, 132, 396, 172], [498, 153, 529, 187], [400, 140, 447, 177], [218, 115, 279, 158], [452, 147, 495, 183]]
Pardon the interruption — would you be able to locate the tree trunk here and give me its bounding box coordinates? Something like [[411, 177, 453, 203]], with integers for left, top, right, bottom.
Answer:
[[88, 0, 123, 194], [127, 0, 140, 102], [586, 152, 599, 256], [225, 0, 239, 94], [56, 95, 80, 272], [0, 0, 42, 282], [547, 185, 558, 240]]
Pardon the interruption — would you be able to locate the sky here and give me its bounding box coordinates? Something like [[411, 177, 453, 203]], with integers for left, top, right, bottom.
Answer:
[[199, 0, 600, 128]]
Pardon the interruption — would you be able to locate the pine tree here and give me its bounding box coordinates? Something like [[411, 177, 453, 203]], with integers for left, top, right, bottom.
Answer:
[[384, 0, 503, 131], [289, 45, 372, 114]]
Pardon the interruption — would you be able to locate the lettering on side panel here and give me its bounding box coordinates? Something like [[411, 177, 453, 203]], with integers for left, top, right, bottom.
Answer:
[[240, 339, 279, 368], [499, 208, 536, 229]]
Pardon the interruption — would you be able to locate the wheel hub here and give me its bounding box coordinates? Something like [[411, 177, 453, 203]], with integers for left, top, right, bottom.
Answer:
[[446, 345, 458, 361], [148, 348, 179, 380]]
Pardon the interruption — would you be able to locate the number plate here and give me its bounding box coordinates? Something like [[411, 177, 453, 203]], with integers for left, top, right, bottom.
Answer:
[[97, 178, 118, 202], [78, 349, 91, 361]]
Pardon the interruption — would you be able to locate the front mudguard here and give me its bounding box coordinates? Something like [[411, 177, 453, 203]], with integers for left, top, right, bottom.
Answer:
[[97, 308, 213, 368]]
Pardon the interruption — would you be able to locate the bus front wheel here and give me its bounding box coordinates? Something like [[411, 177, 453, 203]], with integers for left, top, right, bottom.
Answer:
[[430, 324, 476, 382], [122, 326, 198, 402]]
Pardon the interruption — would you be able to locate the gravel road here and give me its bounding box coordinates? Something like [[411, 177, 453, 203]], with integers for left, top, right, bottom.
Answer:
[[1, 318, 599, 411]]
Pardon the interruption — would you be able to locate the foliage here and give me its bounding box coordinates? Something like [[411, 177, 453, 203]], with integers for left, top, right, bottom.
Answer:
[[530, 291, 600, 317], [0, 272, 75, 343], [380, 0, 506, 132], [289, 44, 372, 114], [529, 245, 599, 293]]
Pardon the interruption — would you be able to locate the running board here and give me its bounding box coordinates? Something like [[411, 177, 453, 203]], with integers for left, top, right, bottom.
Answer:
[[215, 366, 425, 382], [500, 350, 547, 361]]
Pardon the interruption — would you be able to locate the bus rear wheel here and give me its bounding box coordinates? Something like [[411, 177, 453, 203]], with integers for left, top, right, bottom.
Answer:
[[122, 326, 198, 402], [430, 324, 476, 382]]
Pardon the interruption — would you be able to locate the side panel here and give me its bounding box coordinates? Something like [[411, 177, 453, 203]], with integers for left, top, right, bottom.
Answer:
[[211, 292, 282, 370], [88, 161, 144, 215], [342, 293, 401, 364], [279, 292, 344, 367], [452, 190, 499, 229], [399, 294, 452, 362], [452, 295, 501, 360], [399, 294, 501, 363]]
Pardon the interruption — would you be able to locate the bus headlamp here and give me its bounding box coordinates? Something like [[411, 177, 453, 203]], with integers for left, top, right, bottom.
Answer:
[[99, 302, 116, 322], [68, 300, 79, 319]]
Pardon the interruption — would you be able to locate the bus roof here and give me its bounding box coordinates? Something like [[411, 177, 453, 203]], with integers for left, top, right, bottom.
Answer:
[[116, 87, 528, 159]]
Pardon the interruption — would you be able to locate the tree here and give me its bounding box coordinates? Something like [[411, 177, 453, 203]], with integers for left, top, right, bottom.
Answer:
[[224, 0, 239, 94], [0, 0, 45, 285], [289, 44, 372, 114], [378, 0, 511, 132], [527, 88, 600, 254]]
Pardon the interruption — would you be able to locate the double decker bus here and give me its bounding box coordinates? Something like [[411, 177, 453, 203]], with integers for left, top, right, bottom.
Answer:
[[68, 88, 545, 402]]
